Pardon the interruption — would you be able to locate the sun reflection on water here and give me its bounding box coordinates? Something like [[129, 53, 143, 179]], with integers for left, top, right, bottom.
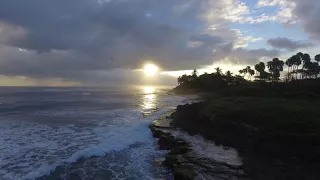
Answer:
[[142, 86, 157, 111], [143, 86, 155, 94]]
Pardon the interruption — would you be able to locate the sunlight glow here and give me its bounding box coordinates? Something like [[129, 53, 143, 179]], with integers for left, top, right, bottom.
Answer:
[[143, 86, 155, 94], [143, 64, 158, 76], [143, 94, 156, 110], [162, 69, 207, 77], [142, 86, 157, 110], [161, 63, 249, 78]]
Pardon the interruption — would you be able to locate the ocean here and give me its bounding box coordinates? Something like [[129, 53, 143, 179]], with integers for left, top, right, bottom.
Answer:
[[0, 86, 189, 180]]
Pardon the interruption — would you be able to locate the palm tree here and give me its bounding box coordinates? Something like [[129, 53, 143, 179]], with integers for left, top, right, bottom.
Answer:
[[285, 56, 294, 80], [177, 74, 192, 85], [310, 62, 320, 78], [192, 69, 198, 78], [248, 69, 255, 80], [267, 58, 284, 82], [293, 53, 302, 79], [302, 53, 312, 79], [239, 66, 254, 79], [244, 66, 254, 80], [225, 71, 233, 77], [215, 67, 222, 75], [225, 71, 233, 85], [302, 53, 311, 65], [239, 69, 245, 77], [255, 62, 268, 80], [177, 76, 182, 85]]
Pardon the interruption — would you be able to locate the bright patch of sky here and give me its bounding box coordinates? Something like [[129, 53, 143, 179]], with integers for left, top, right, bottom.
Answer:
[[230, 22, 309, 49], [231, 0, 309, 50]]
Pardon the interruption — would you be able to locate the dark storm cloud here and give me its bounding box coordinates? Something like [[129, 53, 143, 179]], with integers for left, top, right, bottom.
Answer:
[[287, 0, 320, 40], [213, 43, 281, 64], [0, 0, 281, 84], [267, 37, 314, 51]]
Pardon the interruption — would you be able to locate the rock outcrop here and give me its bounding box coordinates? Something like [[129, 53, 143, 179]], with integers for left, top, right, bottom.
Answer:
[[167, 102, 320, 180], [149, 116, 248, 180]]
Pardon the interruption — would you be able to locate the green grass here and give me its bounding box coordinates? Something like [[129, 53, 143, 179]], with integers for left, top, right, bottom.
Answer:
[[203, 97, 320, 135]]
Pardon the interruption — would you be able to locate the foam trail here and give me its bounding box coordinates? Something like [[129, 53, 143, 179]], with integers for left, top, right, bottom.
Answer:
[[0, 89, 189, 180], [170, 130, 242, 166]]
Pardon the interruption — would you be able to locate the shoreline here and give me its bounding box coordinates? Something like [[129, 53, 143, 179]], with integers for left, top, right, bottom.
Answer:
[[150, 96, 320, 180], [149, 112, 248, 180]]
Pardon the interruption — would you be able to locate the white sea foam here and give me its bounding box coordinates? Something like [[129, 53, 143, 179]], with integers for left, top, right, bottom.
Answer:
[[170, 130, 242, 166], [0, 92, 188, 180]]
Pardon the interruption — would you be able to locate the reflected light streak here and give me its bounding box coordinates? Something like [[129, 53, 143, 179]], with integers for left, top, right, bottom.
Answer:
[[142, 86, 157, 110], [143, 86, 155, 94]]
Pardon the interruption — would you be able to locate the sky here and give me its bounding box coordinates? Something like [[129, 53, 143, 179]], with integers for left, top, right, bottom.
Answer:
[[0, 0, 320, 86]]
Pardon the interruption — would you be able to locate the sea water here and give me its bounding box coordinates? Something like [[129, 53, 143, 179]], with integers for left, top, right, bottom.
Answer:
[[0, 86, 188, 180]]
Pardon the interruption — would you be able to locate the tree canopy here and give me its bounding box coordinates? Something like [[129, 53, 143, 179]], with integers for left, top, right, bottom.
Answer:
[[176, 52, 320, 92]]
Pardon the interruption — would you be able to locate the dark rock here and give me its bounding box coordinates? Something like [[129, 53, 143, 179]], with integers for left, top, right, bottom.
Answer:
[[150, 125, 189, 150], [157, 135, 177, 150], [150, 127, 171, 138], [168, 102, 320, 180], [168, 146, 191, 155], [176, 139, 188, 146], [163, 155, 179, 168], [172, 166, 196, 180]]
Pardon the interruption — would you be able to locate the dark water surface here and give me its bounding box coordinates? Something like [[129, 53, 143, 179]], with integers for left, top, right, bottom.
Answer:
[[0, 86, 188, 180]]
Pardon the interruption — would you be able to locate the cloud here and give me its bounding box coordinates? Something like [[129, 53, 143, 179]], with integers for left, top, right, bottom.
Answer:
[[232, 29, 263, 48], [0, 0, 282, 85], [257, 0, 293, 8], [255, 0, 296, 24], [267, 37, 314, 51], [256, 0, 320, 39], [288, 0, 320, 40], [217, 45, 281, 64]]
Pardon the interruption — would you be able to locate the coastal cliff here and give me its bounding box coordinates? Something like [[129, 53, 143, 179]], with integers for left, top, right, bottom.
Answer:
[[150, 98, 320, 180], [149, 112, 248, 180]]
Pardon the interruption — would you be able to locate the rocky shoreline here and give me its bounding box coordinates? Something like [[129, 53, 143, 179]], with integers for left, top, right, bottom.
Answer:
[[150, 101, 320, 180], [149, 114, 248, 180]]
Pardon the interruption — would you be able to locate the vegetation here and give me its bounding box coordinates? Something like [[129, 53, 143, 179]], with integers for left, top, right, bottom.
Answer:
[[174, 52, 320, 129], [175, 52, 320, 93], [204, 97, 320, 135], [172, 52, 320, 179]]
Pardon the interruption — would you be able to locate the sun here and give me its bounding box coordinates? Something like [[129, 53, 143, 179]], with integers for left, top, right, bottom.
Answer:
[[143, 64, 158, 76]]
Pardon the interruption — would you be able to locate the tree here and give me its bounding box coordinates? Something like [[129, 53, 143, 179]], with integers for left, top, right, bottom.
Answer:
[[315, 55, 320, 78], [224, 71, 234, 85], [292, 53, 302, 79], [243, 66, 255, 80], [177, 76, 182, 85], [267, 58, 284, 82], [239, 66, 253, 79], [255, 63, 263, 72], [309, 62, 320, 78], [302, 53, 312, 79], [192, 69, 198, 78], [215, 67, 222, 75], [302, 53, 311, 65], [254, 62, 269, 81], [285, 56, 294, 80], [248, 69, 255, 80], [239, 69, 245, 77], [225, 71, 233, 77], [177, 74, 190, 85], [315, 54, 320, 64]]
